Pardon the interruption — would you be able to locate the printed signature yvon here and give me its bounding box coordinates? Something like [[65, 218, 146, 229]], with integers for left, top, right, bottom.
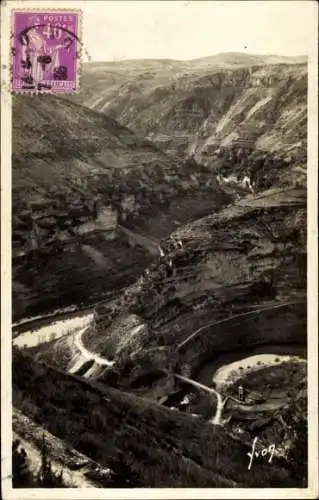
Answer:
[[247, 437, 277, 470]]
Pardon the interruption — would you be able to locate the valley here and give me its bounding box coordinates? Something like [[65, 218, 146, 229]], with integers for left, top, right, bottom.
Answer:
[[71, 55, 307, 191], [12, 95, 230, 320], [11, 51, 308, 489]]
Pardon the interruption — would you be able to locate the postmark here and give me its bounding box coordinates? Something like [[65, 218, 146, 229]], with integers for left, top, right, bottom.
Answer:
[[11, 10, 82, 93]]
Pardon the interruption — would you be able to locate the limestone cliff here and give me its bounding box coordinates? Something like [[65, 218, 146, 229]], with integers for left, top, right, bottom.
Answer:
[[74, 58, 306, 190], [12, 95, 229, 319]]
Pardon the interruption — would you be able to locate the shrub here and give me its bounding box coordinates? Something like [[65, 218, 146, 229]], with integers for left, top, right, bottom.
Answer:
[[36, 434, 66, 488], [12, 439, 34, 487]]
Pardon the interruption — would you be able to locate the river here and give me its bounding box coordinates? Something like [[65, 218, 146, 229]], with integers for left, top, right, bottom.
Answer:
[[13, 313, 93, 349], [13, 310, 307, 393], [195, 343, 306, 388]]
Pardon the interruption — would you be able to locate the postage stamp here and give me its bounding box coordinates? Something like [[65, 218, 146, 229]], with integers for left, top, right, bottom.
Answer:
[[11, 10, 81, 93]]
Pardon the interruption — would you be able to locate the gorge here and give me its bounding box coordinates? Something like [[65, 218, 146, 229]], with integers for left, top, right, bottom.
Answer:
[[12, 52, 308, 488]]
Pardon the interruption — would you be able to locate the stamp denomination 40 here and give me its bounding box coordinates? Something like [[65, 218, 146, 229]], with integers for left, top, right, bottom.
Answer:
[[11, 10, 82, 93]]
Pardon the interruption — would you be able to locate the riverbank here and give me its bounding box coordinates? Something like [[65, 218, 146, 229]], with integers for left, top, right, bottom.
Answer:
[[12, 304, 95, 336], [213, 353, 305, 390], [195, 343, 306, 388], [13, 314, 93, 349]]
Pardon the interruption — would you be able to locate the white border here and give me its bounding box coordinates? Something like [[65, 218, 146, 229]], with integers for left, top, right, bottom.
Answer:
[[1, 1, 318, 499]]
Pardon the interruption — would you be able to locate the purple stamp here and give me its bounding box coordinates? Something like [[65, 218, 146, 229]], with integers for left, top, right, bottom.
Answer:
[[11, 10, 81, 93]]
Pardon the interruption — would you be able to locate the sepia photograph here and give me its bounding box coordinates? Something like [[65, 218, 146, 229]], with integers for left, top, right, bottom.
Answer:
[[1, 0, 318, 498]]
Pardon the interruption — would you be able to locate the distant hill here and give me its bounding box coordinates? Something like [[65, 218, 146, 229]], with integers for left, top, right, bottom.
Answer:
[[83, 52, 307, 72], [191, 52, 307, 67], [72, 55, 307, 190]]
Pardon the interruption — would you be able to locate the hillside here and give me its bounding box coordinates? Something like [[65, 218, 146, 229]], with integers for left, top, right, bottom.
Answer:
[[72, 56, 307, 190], [36, 187, 306, 398], [12, 51, 308, 489], [77, 53, 306, 112], [12, 349, 304, 488], [13, 54, 307, 319], [12, 96, 230, 319]]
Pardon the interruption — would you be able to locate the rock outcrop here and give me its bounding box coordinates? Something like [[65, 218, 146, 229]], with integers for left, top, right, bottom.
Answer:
[[15, 54, 307, 399], [38, 187, 306, 395], [12, 95, 230, 319], [74, 58, 307, 191]]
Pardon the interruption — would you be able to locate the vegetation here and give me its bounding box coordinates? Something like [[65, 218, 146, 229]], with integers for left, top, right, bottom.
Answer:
[[227, 359, 307, 485], [36, 435, 65, 488], [12, 55, 307, 489], [12, 349, 299, 487], [12, 436, 66, 488], [234, 360, 306, 397], [282, 397, 307, 486], [12, 439, 34, 487]]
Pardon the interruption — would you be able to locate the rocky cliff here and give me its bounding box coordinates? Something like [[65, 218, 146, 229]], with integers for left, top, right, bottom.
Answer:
[[73, 57, 307, 190], [37, 187, 306, 398], [14, 54, 307, 397], [13, 55, 307, 319], [99, 188, 306, 394], [12, 95, 229, 319]]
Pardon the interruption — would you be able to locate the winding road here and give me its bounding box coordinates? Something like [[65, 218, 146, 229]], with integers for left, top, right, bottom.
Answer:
[[68, 298, 305, 376], [176, 299, 305, 351], [68, 328, 114, 374], [57, 297, 305, 427], [175, 374, 229, 425]]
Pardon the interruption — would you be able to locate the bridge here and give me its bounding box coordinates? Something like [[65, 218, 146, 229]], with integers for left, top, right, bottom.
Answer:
[[174, 373, 232, 425]]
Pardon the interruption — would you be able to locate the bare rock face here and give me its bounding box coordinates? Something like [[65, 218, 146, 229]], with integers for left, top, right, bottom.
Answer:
[[73, 187, 306, 397], [16, 55, 307, 401], [75, 61, 307, 191], [12, 95, 230, 320]]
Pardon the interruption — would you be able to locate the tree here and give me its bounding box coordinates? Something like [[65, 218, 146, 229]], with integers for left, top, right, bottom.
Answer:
[[36, 434, 65, 488], [110, 453, 143, 487], [12, 439, 34, 487]]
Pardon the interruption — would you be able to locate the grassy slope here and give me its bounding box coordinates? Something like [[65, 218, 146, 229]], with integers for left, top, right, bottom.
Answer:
[[13, 349, 298, 488]]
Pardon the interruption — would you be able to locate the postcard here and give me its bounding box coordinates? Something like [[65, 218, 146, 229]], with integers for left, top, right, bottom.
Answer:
[[1, 1, 318, 498]]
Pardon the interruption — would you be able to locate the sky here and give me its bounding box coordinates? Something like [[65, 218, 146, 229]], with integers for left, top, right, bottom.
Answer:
[[80, 0, 317, 62]]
